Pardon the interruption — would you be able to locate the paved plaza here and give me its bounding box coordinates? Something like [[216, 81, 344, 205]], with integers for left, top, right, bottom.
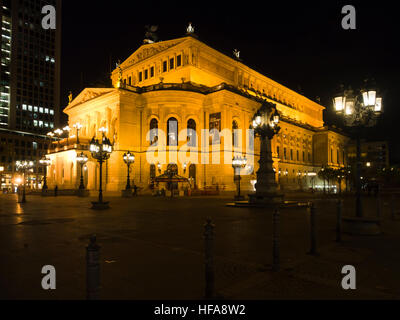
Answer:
[[0, 192, 400, 300]]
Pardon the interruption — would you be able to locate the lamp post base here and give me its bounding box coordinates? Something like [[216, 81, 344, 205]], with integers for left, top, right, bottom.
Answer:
[[248, 192, 284, 207], [91, 201, 110, 210], [78, 189, 90, 198], [121, 189, 133, 198]]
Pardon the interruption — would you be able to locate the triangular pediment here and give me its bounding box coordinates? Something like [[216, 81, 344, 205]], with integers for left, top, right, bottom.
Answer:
[[120, 37, 189, 69], [65, 88, 117, 112]]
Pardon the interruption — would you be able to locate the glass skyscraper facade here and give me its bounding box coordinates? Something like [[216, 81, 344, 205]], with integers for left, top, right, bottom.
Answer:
[[0, 0, 61, 191]]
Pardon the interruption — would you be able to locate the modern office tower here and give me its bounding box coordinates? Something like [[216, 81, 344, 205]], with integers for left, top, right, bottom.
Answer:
[[0, 0, 61, 191]]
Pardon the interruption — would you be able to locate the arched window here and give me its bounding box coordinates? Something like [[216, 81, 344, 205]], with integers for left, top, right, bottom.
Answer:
[[232, 120, 239, 148], [150, 118, 158, 145], [187, 119, 196, 147], [167, 117, 178, 146]]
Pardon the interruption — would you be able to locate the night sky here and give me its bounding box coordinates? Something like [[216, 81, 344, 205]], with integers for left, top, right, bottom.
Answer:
[[60, 1, 400, 161]]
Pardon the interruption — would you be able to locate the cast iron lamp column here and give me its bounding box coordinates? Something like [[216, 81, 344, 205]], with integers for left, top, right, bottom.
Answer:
[[232, 156, 247, 201], [54, 129, 64, 148], [47, 132, 55, 150], [73, 122, 83, 145], [90, 128, 113, 210], [123, 151, 135, 190], [16, 161, 34, 203], [249, 102, 283, 206], [333, 82, 383, 218], [76, 152, 88, 197], [63, 126, 71, 146], [122, 151, 135, 198], [39, 156, 51, 193]]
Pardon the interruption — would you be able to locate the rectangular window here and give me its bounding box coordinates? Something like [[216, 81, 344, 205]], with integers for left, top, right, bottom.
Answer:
[[150, 66, 154, 78], [277, 146, 280, 158], [144, 70, 148, 80], [284, 148, 287, 160], [163, 61, 167, 72], [297, 150, 299, 161], [308, 152, 311, 162], [169, 58, 174, 70], [290, 149, 293, 161], [177, 55, 182, 67], [139, 72, 143, 82], [128, 77, 132, 85], [303, 151, 305, 162]]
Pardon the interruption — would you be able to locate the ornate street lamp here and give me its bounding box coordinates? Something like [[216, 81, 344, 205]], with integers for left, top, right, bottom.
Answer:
[[232, 156, 247, 201], [39, 156, 51, 193], [249, 102, 283, 206], [76, 152, 88, 197], [63, 126, 71, 146], [90, 128, 113, 210], [123, 151, 135, 193], [54, 129, 63, 147], [333, 81, 383, 218], [16, 160, 34, 203], [183, 162, 188, 174], [73, 122, 83, 145], [47, 132, 55, 150]]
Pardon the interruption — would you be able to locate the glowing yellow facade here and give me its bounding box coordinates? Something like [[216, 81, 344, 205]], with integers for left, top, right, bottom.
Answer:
[[47, 35, 349, 193]]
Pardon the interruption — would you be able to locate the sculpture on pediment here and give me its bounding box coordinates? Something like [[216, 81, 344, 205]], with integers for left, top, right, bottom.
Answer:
[[144, 25, 159, 44], [186, 22, 194, 34], [68, 91, 73, 104]]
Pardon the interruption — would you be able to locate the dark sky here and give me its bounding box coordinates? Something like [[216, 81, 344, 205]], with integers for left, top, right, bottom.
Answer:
[[60, 1, 400, 160]]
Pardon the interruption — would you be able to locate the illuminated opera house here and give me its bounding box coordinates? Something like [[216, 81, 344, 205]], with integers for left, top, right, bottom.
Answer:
[[46, 26, 349, 194]]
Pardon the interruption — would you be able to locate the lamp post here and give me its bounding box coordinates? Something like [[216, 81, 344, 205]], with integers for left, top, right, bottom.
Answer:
[[47, 132, 55, 150], [54, 129, 63, 147], [73, 122, 83, 145], [90, 128, 113, 210], [122, 151, 135, 198], [249, 102, 283, 206], [16, 160, 34, 203], [76, 152, 88, 197], [232, 156, 247, 201], [333, 82, 383, 218], [39, 156, 51, 193], [63, 126, 71, 146], [183, 162, 187, 174]]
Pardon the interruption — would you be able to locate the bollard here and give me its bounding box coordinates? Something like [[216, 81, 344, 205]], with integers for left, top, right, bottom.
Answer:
[[308, 202, 318, 256], [204, 219, 215, 300], [86, 235, 101, 300], [272, 208, 280, 272], [336, 199, 342, 243]]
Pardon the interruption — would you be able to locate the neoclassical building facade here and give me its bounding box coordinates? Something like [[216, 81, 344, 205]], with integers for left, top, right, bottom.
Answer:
[[46, 33, 349, 193]]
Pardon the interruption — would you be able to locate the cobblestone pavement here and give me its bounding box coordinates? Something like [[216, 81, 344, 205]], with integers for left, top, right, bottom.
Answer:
[[0, 192, 399, 300]]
